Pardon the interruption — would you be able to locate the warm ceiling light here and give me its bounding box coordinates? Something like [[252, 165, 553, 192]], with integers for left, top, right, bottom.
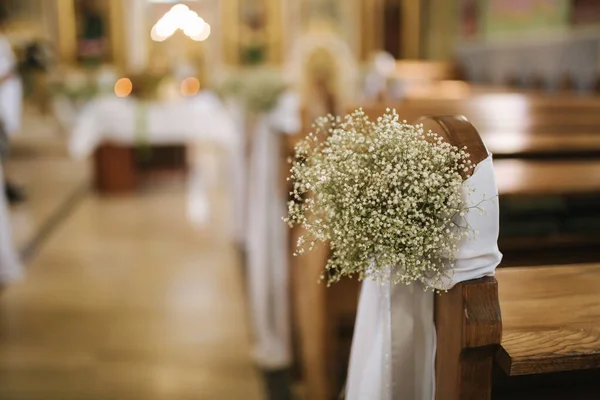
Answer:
[[191, 23, 211, 42], [114, 78, 133, 97], [151, 3, 211, 42]]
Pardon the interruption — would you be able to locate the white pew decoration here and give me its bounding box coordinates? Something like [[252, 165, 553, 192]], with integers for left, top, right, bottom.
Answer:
[[364, 51, 397, 100], [287, 109, 502, 398], [285, 26, 359, 114], [246, 91, 300, 369], [346, 154, 502, 399], [216, 67, 287, 246]]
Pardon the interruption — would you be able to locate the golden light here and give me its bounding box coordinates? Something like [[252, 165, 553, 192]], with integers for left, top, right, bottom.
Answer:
[[180, 77, 200, 96], [151, 3, 211, 42], [114, 78, 133, 97], [191, 24, 211, 42]]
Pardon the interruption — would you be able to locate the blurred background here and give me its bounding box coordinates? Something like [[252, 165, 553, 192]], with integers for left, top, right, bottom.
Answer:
[[0, 0, 599, 399]]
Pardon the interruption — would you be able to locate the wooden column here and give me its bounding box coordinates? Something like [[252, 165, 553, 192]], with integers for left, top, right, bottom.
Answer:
[[266, 0, 282, 65], [55, 0, 77, 64], [123, 0, 148, 72], [108, 0, 126, 69], [221, 0, 240, 66], [360, 0, 384, 61], [401, 0, 422, 59]]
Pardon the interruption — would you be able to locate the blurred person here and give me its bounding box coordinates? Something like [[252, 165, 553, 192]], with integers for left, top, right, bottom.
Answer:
[[20, 38, 54, 115], [0, 6, 23, 285], [0, 8, 25, 204]]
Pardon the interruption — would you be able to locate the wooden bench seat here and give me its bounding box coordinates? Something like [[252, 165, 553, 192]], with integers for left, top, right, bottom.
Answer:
[[495, 159, 600, 196], [358, 94, 600, 159], [289, 112, 600, 399], [496, 264, 600, 377]]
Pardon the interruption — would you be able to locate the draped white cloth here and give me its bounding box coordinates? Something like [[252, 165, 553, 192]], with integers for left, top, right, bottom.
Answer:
[[0, 165, 23, 284], [224, 98, 247, 246], [0, 36, 24, 285], [246, 92, 300, 369], [0, 35, 22, 137], [69, 91, 237, 159], [346, 155, 503, 400]]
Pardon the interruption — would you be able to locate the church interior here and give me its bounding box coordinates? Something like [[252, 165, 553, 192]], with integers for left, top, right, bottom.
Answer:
[[0, 0, 599, 399]]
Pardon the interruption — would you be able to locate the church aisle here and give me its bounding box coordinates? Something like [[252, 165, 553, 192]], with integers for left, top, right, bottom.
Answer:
[[0, 189, 264, 400]]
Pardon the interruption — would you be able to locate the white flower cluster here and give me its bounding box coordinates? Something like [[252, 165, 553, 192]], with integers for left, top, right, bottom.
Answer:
[[286, 108, 474, 290], [217, 67, 286, 114]]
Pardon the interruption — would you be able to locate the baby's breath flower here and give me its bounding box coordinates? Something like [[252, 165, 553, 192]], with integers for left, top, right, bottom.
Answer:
[[285, 109, 475, 290]]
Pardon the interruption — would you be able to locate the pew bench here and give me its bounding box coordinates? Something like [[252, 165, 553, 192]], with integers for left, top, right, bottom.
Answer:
[[290, 114, 600, 399], [496, 264, 600, 378], [439, 264, 600, 400], [359, 94, 600, 159]]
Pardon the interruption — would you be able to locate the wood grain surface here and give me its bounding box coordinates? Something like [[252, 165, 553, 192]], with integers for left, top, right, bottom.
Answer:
[[496, 264, 600, 376]]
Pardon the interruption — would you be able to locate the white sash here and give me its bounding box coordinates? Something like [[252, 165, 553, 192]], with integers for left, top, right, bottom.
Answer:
[[246, 92, 300, 369], [347, 155, 503, 399]]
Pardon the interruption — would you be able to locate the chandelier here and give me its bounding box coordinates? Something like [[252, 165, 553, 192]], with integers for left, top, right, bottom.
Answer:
[[151, 4, 211, 42]]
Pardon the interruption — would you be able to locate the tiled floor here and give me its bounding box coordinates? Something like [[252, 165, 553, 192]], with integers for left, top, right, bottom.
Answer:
[[0, 123, 264, 398]]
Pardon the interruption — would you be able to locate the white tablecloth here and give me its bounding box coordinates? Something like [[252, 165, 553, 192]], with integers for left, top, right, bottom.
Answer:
[[346, 155, 503, 399], [69, 91, 238, 158], [246, 92, 301, 369], [70, 91, 241, 232]]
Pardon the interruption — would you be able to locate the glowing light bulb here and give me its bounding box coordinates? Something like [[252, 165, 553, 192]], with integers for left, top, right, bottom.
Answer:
[[181, 77, 201, 96], [170, 4, 189, 14], [192, 24, 211, 41], [114, 78, 133, 98], [150, 5, 212, 42], [155, 18, 177, 38], [150, 25, 167, 42], [183, 17, 206, 38]]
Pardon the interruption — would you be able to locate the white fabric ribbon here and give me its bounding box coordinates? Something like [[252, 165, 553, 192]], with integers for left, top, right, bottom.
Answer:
[[347, 155, 503, 399], [0, 165, 23, 285], [246, 92, 300, 369], [224, 98, 247, 245]]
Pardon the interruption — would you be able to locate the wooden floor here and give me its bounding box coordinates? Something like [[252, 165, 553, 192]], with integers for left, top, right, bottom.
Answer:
[[0, 141, 264, 399]]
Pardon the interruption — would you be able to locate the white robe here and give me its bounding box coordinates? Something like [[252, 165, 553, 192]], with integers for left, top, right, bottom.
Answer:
[[0, 36, 23, 285], [0, 36, 22, 137], [0, 164, 23, 284], [346, 155, 503, 399], [246, 92, 300, 369]]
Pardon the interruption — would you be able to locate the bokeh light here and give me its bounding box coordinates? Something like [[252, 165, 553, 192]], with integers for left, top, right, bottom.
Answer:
[[191, 24, 211, 42], [114, 78, 133, 97], [180, 77, 200, 96], [151, 4, 211, 42]]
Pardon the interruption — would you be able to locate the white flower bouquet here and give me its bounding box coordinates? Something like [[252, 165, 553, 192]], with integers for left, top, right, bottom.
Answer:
[[286, 109, 475, 290], [216, 67, 286, 114]]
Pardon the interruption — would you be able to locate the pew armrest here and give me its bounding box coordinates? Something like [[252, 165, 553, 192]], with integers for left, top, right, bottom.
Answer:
[[435, 277, 502, 400]]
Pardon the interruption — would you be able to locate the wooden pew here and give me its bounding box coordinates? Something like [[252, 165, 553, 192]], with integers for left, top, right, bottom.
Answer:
[[438, 264, 600, 400], [430, 116, 600, 399], [359, 94, 600, 159], [291, 112, 600, 399]]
